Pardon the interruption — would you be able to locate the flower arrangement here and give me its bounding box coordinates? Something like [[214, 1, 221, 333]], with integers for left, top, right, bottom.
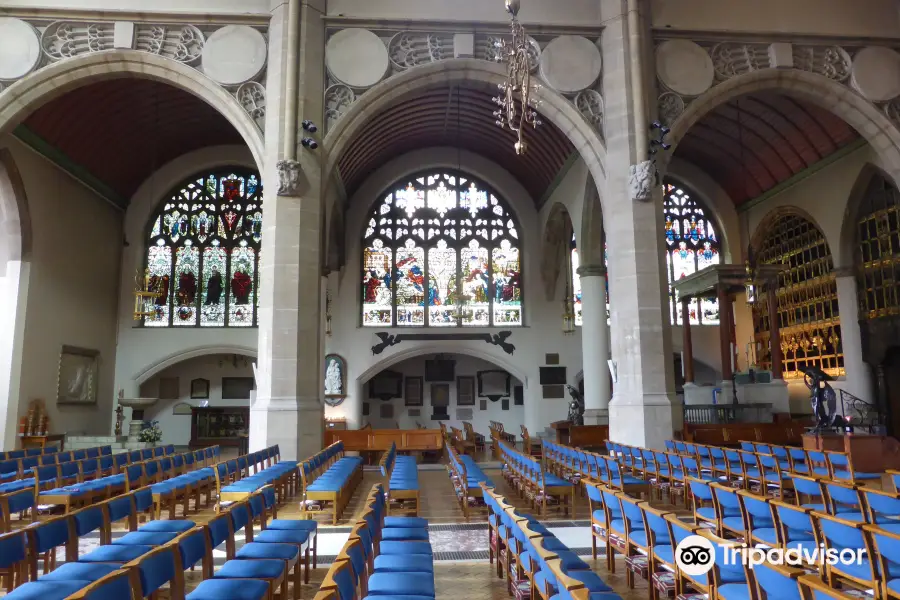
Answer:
[[139, 420, 163, 444]]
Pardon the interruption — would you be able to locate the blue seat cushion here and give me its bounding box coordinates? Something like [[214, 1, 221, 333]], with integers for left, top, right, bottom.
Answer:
[[79, 544, 154, 563], [237, 542, 300, 561], [717, 583, 752, 600], [186, 579, 270, 600], [382, 528, 429, 541], [139, 520, 196, 533], [367, 572, 435, 597], [38, 562, 119, 583], [390, 480, 419, 490], [254, 528, 311, 545], [696, 507, 717, 521], [722, 517, 745, 533], [215, 559, 285, 579], [268, 519, 317, 531], [385, 517, 429, 528], [374, 554, 434, 573], [751, 528, 779, 545], [654, 544, 674, 566], [544, 475, 573, 487], [380, 541, 433, 556], [113, 531, 179, 546], [4, 581, 91, 600]]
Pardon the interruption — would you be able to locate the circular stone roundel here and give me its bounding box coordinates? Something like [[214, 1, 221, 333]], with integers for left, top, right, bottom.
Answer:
[[201, 25, 268, 87], [539, 36, 602, 95], [655, 40, 714, 97], [326, 28, 389, 90], [0, 18, 41, 81], [851, 46, 900, 103]]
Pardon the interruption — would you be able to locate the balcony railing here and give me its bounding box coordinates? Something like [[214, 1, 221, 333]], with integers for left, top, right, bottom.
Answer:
[[683, 403, 773, 425]]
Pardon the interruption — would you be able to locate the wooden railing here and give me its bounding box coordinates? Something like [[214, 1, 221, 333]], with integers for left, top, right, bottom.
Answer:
[[323, 428, 443, 452], [683, 403, 773, 425], [683, 421, 807, 446]]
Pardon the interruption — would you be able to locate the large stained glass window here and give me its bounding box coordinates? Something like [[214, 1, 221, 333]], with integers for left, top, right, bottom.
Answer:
[[362, 171, 522, 327], [144, 168, 262, 327], [664, 181, 721, 325]]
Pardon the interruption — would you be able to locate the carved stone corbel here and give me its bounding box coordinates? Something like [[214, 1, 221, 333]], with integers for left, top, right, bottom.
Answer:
[[629, 160, 655, 201], [276, 159, 302, 196]]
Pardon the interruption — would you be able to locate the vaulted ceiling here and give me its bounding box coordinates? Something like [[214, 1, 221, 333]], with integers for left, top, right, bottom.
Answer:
[[675, 92, 860, 205], [19, 78, 242, 207], [336, 83, 575, 205]]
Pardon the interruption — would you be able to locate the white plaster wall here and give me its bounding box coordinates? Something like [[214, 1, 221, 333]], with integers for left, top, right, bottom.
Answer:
[[139, 353, 254, 447], [359, 353, 525, 437], [113, 146, 259, 419], [651, 0, 900, 38], [325, 147, 582, 434], [1, 137, 121, 436]]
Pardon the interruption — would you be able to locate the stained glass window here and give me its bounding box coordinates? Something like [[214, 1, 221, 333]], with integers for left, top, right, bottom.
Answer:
[[362, 171, 522, 327], [144, 168, 262, 327], [664, 180, 721, 325], [754, 213, 843, 378], [571, 234, 609, 325]]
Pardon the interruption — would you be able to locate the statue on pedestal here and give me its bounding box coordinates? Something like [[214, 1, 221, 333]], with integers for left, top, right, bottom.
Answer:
[[114, 405, 125, 437], [804, 367, 836, 432], [566, 384, 585, 426]]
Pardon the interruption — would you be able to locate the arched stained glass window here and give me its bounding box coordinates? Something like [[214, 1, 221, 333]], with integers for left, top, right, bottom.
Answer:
[[753, 213, 843, 378], [664, 181, 721, 325], [571, 234, 609, 325], [144, 168, 262, 328], [362, 171, 522, 327], [856, 175, 900, 319]]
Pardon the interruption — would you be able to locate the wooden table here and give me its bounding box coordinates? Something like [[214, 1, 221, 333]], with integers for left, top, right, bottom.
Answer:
[[802, 432, 900, 472], [19, 433, 65, 451]]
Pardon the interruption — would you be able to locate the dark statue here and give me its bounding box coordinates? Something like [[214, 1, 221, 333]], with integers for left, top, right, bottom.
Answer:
[[805, 367, 837, 432], [566, 384, 585, 426]]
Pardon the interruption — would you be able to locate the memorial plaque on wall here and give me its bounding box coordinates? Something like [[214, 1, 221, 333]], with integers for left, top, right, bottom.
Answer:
[[456, 376, 475, 406], [480, 399, 487, 411], [222, 377, 254, 400], [543, 385, 565, 399], [456, 408, 474, 421], [501, 398, 510, 411], [404, 376, 423, 406], [514, 385, 524, 406]]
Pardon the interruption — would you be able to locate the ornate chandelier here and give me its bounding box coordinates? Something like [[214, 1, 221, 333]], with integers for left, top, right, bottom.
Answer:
[[492, 0, 542, 155]]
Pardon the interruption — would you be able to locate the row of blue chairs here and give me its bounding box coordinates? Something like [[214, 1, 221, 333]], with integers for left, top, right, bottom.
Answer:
[[500, 441, 575, 519], [317, 483, 433, 599], [482, 483, 620, 600], [0, 447, 220, 532], [1, 445, 178, 484], [380, 442, 419, 515], [1, 445, 62, 460], [0, 445, 116, 479], [541, 440, 651, 498], [446, 441, 492, 520], [216, 445, 299, 510], [0, 483, 317, 599], [302, 441, 364, 524]]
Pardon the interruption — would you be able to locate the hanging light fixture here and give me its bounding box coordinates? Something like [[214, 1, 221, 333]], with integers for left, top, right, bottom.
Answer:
[[492, 0, 542, 155], [562, 298, 576, 335]]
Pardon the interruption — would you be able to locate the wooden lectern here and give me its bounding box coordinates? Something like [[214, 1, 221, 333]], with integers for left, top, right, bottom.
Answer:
[[802, 431, 900, 472]]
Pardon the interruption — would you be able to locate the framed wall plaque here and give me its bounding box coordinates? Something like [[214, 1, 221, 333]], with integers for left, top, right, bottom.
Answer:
[[57, 345, 99, 406], [190, 378, 210, 399], [456, 376, 475, 406], [222, 377, 254, 400], [404, 376, 423, 407]]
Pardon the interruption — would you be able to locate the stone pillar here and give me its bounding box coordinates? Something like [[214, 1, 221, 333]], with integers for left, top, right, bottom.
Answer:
[[579, 265, 611, 425], [836, 271, 873, 399], [767, 285, 784, 380], [250, 0, 326, 461], [603, 0, 676, 449], [681, 298, 695, 384], [718, 285, 734, 382]]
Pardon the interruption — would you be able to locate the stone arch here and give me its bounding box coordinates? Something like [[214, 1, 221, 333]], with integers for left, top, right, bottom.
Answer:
[[838, 162, 897, 270], [542, 202, 573, 302], [134, 344, 258, 385], [666, 69, 900, 193], [0, 51, 264, 170], [356, 344, 529, 388], [323, 59, 608, 212], [0, 149, 31, 449], [579, 173, 605, 268]]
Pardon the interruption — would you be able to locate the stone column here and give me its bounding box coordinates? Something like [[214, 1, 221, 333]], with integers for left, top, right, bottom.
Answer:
[[250, 0, 326, 461], [681, 298, 695, 384], [603, 0, 676, 449], [767, 285, 784, 380], [835, 271, 873, 400], [718, 285, 734, 382], [579, 265, 611, 425]]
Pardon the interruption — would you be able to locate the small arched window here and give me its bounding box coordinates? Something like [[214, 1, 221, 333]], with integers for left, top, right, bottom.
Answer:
[[361, 170, 522, 327], [664, 180, 722, 325], [144, 168, 262, 327], [753, 212, 842, 378]]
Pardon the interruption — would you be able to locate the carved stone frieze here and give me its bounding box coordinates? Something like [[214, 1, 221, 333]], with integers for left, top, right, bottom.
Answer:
[[135, 24, 205, 64], [236, 81, 266, 130], [276, 159, 302, 197], [629, 160, 655, 202], [388, 32, 452, 70], [575, 89, 604, 137], [324, 82, 357, 133]]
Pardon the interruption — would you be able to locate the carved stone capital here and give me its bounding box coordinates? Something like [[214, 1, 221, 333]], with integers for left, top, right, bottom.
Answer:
[[576, 264, 607, 278], [629, 160, 655, 201], [276, 159, 302, 196]]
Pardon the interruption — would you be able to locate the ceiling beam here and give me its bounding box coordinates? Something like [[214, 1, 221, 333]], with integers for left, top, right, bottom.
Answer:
[[13, 124, 127, 210]]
